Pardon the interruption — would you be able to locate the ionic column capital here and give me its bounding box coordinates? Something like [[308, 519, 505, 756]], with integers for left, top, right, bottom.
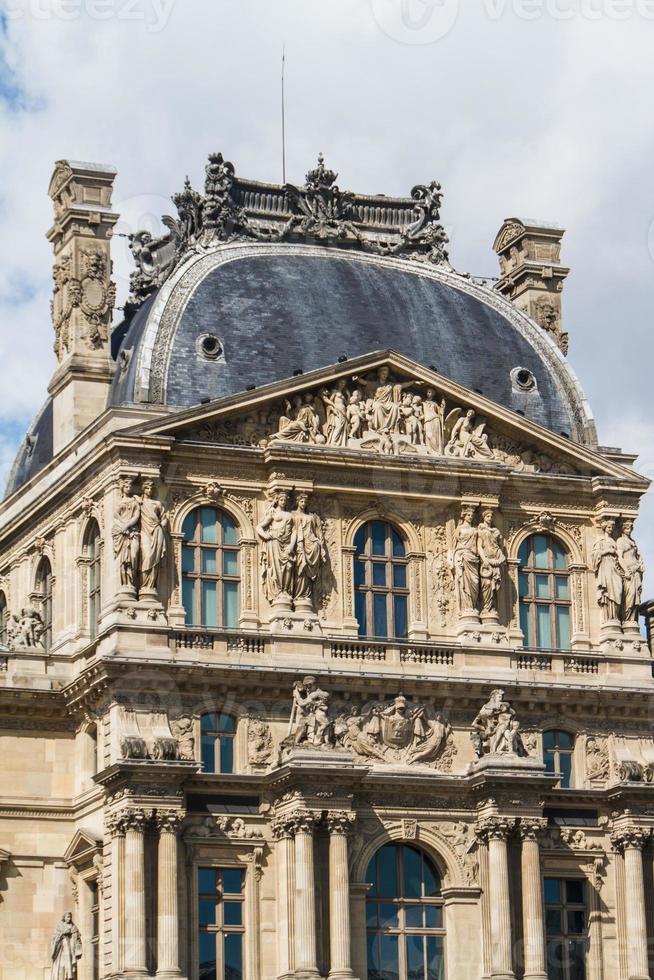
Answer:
[[518, 818, 548, 842], [326, 811, 356, 836], [476, 816, 517, 843], [611, 826, 651, 852]]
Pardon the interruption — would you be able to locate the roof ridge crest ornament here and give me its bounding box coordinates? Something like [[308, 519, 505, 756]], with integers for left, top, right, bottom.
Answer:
[[127, 151, 452, 303]]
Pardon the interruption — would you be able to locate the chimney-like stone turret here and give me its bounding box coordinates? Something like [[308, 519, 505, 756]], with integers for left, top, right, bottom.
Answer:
[[46, 160, 119, 454], [493, 217, 569, 355]]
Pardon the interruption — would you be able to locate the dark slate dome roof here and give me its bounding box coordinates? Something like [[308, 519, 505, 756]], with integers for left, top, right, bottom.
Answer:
[[110, 243, 593, 443]]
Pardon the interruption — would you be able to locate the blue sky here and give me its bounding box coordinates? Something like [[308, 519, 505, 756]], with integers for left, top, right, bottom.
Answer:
[[0, 0, 652, 596]]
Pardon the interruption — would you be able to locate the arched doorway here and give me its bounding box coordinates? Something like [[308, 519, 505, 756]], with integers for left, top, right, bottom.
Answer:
[[365, 842, 445, 979]]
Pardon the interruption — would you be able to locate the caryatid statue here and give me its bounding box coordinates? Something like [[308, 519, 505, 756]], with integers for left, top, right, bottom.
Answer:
[[477, 510, 506, 619], [592, 517, 624, 626], [616, 517, 644, 625], [451, 506, 480, 618], [112, 476, 141, 596], [292, 491, 327, 611], [256, 490, 297, 608], [50, 912, 82, 980], [138, 478, 169, 599]]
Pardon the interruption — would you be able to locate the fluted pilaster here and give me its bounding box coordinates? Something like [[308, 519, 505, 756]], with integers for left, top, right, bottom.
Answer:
[[327, 812, 356, 980], [156, 810, 184, 978], [477, 817, 516, 980], [519, 820, 548, 980], [612, 828, 651, 980], [291, 812, 321, 980], [122, 807, 151, 977], [272, 817, 297, 980]]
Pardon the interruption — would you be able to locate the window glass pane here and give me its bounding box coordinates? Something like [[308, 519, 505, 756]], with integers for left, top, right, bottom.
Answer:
[[553, 539, 569, 570], [224, 933, 243, 980], [378, 903, 399, 929], [202, 549, 218, 574], [555, 576, 570, 600], [544, 751, 556, 775], [220, 735, 234, 774], [535, 574, 550, 599], [405, 905, 423, 928], [378, 846, 398, 896], [366, 855, 378, 896], [354, 559, 366, 586], [558, 732, 573, 749], [182, 545, 195, 573], [223, 868, 243, 893], [371, 522, 386, 556], [199, 899, 217, 926], [202, 580, 218, 628], [393, 595, 408, 639], [201, 508, 218, 543], [223, 582, 239, 629], [366, 902, 378, 927], [367, 934, 380, 980], [199, 932, 217, 980], [536, 604, 552, 648], [568, 910, 585, 934], [546, 909, 562, 933], [424, 906, 442, 929], [520, 603, 533, 645], [403, 846, 422, 897], [222, 515, 238, 546], [373, 593, 388, 638], [393, 564, 407, 588], [422, 855, 440, 897], [198, 868, 218, 893], [518, 572, 529, 597], [533, 534, 549, 567], [224, 901, 242, 926], [354, 526, 366, 555], [543, 731, 556, 749], [568, 939, 586, 980], [379, 934, 399, 980], [392, 529, 405, 557], [223, 550, 239, 577], [518, 539, 530, 565], [405, 934, 424, 979], [202, 713, 219, 732], [559, 753, 572, 788], [355, 591, 367, 637], [182, 579, 195, 624], [556, 606, 571, 650], [566, 880, 584, 905], [546, 940, 565, 980], [182, 512, 196, 541], [427, 936, 445, 980], [372, 563, 386, 587], [544, 878, 561, 903], [201, 735, 216, 773]]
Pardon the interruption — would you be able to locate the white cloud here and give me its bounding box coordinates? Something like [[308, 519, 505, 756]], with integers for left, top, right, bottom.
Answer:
[[0, 0, 652, 594]]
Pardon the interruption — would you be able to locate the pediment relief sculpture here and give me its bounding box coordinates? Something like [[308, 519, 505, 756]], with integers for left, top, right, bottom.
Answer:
[[188, 367, 577, 475], [284, 677, 452, 769]]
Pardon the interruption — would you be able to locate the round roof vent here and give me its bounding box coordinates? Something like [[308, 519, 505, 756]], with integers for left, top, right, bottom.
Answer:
[[198, 334, 224, 361], [511, 366, 537, 392]]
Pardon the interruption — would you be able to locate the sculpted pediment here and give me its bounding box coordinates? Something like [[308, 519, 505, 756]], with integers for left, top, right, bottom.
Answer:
[[135, 351, 640, 482]]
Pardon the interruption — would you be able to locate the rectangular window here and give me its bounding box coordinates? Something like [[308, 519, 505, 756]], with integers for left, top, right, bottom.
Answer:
[[198, 867, 245, 980], [544, 877, 587, 980]]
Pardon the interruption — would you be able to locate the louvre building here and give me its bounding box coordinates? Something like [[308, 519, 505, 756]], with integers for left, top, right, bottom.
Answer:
[[0, 152, 653, 980]]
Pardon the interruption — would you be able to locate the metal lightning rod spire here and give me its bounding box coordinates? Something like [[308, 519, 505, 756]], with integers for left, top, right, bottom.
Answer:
[[281, 43, 286, 185]]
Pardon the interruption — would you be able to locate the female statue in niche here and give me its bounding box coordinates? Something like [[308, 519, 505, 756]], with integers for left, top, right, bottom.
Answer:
[[111, 476, 141, 594], [292, 491, 327, 609], [50, 912, 82, 980], [477, 510, 506, 618], [451, 506, 480, 616], [592, 517, 623, 625], [616, 517, 644, 623], [256, 490, 297, 606], [138, 478, 168, 597]]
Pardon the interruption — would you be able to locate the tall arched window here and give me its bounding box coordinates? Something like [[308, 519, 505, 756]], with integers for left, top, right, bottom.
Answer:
[[354, 521, 409, 640], [544, 730, 574, 788], [182, 507, 240, 629], [366, 843, 445, 980], [35, 557, 53, 652], [0, 591, 7, 647], [201, 713, 235, 774], [84, 520, 102, 640], [518, 534, 571, 651]]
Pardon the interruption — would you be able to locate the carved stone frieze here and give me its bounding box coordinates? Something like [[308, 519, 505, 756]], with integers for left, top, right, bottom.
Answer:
[[247, 716, 274, 768], [6, 606, 45, 650], [185, 815, 263, 840]]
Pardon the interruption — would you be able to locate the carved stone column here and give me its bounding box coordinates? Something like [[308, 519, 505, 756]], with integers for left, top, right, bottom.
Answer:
[[123, 808, 151, 977], [518, 820, 547, 980], [477, 818, 516, 980], [106, 811, 126, 975], [156, 810, 184, 978], [272, 817, 296, 980], [326, 812, 356, 980], [292, 812, 321, 980], [612, 828, 651, 980], [584, 857, 605, 980]]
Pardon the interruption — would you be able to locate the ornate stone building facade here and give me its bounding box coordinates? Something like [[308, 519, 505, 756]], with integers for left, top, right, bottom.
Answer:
[[0, 153, 652, 980]]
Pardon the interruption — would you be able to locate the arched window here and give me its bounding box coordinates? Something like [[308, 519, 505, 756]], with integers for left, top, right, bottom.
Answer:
[[518, 534, 571, 651], [544, 730, 574, 788], [35, 557, 53, 652], [84, 520, 102, 640], [366, 843, 445, 980], [201, 713, 235, 774], [0, 591, 7, 647], [354, 521, 409, 640], [182, 507, 240, 629]]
